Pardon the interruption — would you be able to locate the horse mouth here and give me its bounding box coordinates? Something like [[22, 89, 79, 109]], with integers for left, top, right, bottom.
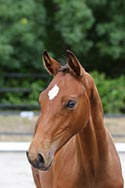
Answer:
[[39, 162, 52, 171], [31, 161, 52, 171], [34, 159, 53, 171]]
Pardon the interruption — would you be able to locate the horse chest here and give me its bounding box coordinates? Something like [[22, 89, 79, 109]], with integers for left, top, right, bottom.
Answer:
[[39, 162, 89, 188], [39, 169, 94, 188], [35, 137, 123, 188], [39, 140, 93, 188]]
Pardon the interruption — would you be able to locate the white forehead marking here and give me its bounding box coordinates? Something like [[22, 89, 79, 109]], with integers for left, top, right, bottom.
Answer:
[[48, 84, 60, 100]]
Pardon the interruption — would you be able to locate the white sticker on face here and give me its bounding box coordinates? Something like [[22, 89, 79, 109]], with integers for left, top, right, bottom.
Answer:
[[48, 84, 60, 100]]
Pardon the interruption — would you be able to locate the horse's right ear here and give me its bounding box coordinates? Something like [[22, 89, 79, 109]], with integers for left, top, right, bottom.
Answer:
[[42, 51, 61, 75], [66, 50, 83, 77]]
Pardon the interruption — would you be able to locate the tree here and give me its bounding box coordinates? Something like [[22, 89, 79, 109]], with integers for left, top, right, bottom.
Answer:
[[87, 0, 125, 76], [0, 0, 125, 112], [54, 0, 94, 55], [45, 0, 125, 77], [0, 0, 124, 76], [0, 0, 46, 72]]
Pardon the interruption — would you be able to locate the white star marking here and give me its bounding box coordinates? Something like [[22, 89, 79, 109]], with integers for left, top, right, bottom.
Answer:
[[48, 84, 60, 100]]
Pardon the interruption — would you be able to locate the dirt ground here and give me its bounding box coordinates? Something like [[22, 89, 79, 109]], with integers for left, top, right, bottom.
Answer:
[[0, 114, 125, 142]]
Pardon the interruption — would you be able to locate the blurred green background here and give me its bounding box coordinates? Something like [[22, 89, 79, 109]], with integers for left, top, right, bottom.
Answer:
[[0, 0, 125, 113]]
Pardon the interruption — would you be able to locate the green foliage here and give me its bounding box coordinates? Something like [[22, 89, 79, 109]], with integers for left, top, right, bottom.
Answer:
[[0, 0, 125, 113], [1, 79, 46, 105], [1, 71, 125, 113], [0, 0, 125, 75], [54, 0, 94, 54], [91, 72, 125, 113], [0, 0, 46, 71], [29, 81, 46, 104], [86, 0, 125, 75]]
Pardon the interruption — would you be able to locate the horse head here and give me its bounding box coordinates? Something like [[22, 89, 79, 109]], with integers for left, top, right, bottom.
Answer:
[[27, 50, 91, 171]]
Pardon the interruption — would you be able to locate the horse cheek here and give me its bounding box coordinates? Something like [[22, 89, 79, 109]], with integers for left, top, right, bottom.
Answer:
[[74, 99, 90, 133]]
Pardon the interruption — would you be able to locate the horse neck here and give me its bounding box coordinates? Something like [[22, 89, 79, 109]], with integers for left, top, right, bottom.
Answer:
[[82, 73, 105, 130], [76, 74, 109, 171]]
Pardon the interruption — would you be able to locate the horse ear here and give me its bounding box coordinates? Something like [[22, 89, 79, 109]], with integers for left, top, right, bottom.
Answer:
[[42, 51, 61, 75], [66, 50, 83, 77]]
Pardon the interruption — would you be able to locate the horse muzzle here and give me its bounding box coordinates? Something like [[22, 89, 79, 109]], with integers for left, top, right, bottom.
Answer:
[[26, 151, 53, 171]]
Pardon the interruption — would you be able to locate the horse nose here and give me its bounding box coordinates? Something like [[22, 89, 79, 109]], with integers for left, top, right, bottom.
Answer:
[[37, 153, 45, 166], [26, 151, 45, 169]]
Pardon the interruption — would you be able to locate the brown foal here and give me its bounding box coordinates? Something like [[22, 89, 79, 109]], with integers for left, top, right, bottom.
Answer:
[[27, 50, 124, 188]]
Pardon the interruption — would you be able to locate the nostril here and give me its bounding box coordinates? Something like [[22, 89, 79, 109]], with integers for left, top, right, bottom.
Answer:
[[26, 151, 46, 169], [37, 153, 45, 165]]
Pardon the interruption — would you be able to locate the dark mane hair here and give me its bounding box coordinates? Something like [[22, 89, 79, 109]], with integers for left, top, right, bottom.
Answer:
[[58, 64, 69, 73]]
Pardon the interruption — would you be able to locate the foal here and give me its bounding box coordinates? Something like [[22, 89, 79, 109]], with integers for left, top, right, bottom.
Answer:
[[27, 50, 123, 188]]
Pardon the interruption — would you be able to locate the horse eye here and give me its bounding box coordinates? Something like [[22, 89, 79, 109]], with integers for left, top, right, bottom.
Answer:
[[65, 100, 76, 109]]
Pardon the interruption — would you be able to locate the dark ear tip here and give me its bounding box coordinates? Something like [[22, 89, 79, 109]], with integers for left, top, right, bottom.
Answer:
[[66, 49, 73, 55], [43, 50, 49, 57], [66, 50, 75, 58], [66, 49, 71, 53]]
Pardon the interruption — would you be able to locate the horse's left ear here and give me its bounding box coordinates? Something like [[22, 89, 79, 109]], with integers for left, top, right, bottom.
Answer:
[[42, 51, 61, 75], [66, 50, 83, 77]]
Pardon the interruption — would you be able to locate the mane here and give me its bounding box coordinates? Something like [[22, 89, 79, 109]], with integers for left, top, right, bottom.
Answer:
[[58, 64, 70, 74]]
